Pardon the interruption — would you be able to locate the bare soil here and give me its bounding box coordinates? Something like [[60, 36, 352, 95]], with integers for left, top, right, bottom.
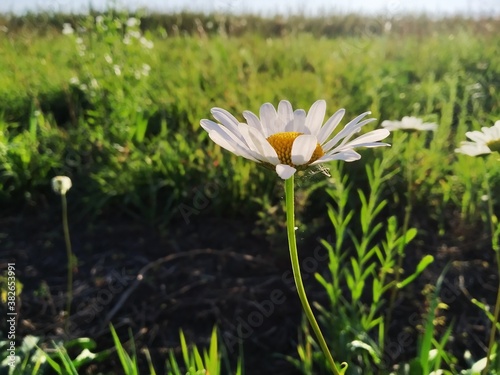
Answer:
[[1, 204, 498, 374]]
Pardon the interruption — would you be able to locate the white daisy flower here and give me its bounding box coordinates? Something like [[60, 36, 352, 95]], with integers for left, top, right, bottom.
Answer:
[[126, 17, 139, 27], [201, 100, 390, 179], [62, 23, 74, 35], [455, 120, 500, 157], [113, 65, 122, 76], [381, 116, 438, 132]]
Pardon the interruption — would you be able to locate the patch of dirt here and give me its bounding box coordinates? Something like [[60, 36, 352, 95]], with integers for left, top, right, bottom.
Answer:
[[1, 204, 498, 374]]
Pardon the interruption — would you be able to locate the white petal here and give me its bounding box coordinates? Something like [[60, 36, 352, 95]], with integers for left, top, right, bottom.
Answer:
[[276, 164, 296, 179], [483, 124, 500, 140], [207, 130, 259, 161], [312, 150, 361, 164], [322, 113, 374, 152], [260, 103, 279, 136], [291, 134, 318, 165], [240, 124, 280, 165], [242, 110, 265, 136], [341, 129, 390, 148], [278, 100, 294, 131], [201, 120, 240, 151], [211, 108, 243, 139], [318, 108, 345, 144], [305, 100, 326, 136], [322, 125, 361, 153], [455, 142, 491, 156], [466, 130, 490, 144], [287, 109, 307, 132], [381, 120, 399, 131], [202, 119, 260, 161]]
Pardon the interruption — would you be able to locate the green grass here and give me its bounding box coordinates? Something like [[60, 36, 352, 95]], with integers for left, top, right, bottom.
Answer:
[[1, 15, 499, 222], [1, 10, 500, 375]]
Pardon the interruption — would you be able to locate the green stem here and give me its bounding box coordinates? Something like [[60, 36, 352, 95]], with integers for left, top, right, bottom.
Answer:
[[62, 193, 73, 330], [385, 133, 413, 354], [285, 176, 344, 375], [483, 172, 500, 375]]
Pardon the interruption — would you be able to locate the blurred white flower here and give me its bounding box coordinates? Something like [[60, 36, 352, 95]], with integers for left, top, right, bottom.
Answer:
[[201, 100, 390, 179], [140, 37, 154, 49], [0, 25, 8, 33], [381, 116, 438, 132], [52, 176, 72, 195], [126, 17, 139, 27], [95, 15, 104, 24], [123, 36, 131, 45], [62, 23, 74, 35], [455, 120, 500, 157], [128, 30, 141, 39], [141, 63, 151, 76], [104, 54, 113, 64], [69, 77, 79, 85], [113, 65, 122, 76]]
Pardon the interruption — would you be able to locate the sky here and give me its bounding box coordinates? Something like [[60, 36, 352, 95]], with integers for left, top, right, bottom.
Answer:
[[1, 0, 499, 16]]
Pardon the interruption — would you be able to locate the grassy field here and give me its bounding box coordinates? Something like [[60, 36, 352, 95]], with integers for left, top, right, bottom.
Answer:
[[1, 10, 500, 375]]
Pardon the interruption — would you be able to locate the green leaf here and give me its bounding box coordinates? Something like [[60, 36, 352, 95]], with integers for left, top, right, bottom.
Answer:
[[397, 255, 434, 289]]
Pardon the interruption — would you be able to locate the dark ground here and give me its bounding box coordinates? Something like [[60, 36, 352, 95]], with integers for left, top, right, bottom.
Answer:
[[1, 202, 498, 374]]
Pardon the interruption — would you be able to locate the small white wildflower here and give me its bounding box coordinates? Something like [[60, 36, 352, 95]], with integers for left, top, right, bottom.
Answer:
[[52, 176, 72, 195], [455, 120, 500, 157], [95, 15, 104, 24], [62, 23, 74, 35], [140, 37, 154, 49], [113, 143, 126, 152], [113, 65, 122, 76], [141, 63, 151, 76], [79, 84, 88, 91], [90, 78, 99, 89], [76, 37, 84, 45], [104, 54, 113, 64], [126, 17, 139, 27], [128, 30, 141, 39], [123, 36, 131, 45], [381, 116, 438, 132], [69, 77, 79, 85]]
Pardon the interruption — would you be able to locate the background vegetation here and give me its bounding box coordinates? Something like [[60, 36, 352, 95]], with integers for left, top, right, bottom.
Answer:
[[0, 9, 499, 375]]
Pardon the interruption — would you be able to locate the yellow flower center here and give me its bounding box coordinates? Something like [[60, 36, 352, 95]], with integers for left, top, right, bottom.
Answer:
[[487, 139, 500, 153], [266, 132, 324, 166]]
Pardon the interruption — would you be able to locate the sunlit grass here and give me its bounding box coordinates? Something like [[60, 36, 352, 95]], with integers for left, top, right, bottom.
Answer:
[[1, 10, 499, 375]]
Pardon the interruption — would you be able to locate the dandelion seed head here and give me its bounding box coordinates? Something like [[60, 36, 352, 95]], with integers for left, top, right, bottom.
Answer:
[[52, 176, 72, 195]]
